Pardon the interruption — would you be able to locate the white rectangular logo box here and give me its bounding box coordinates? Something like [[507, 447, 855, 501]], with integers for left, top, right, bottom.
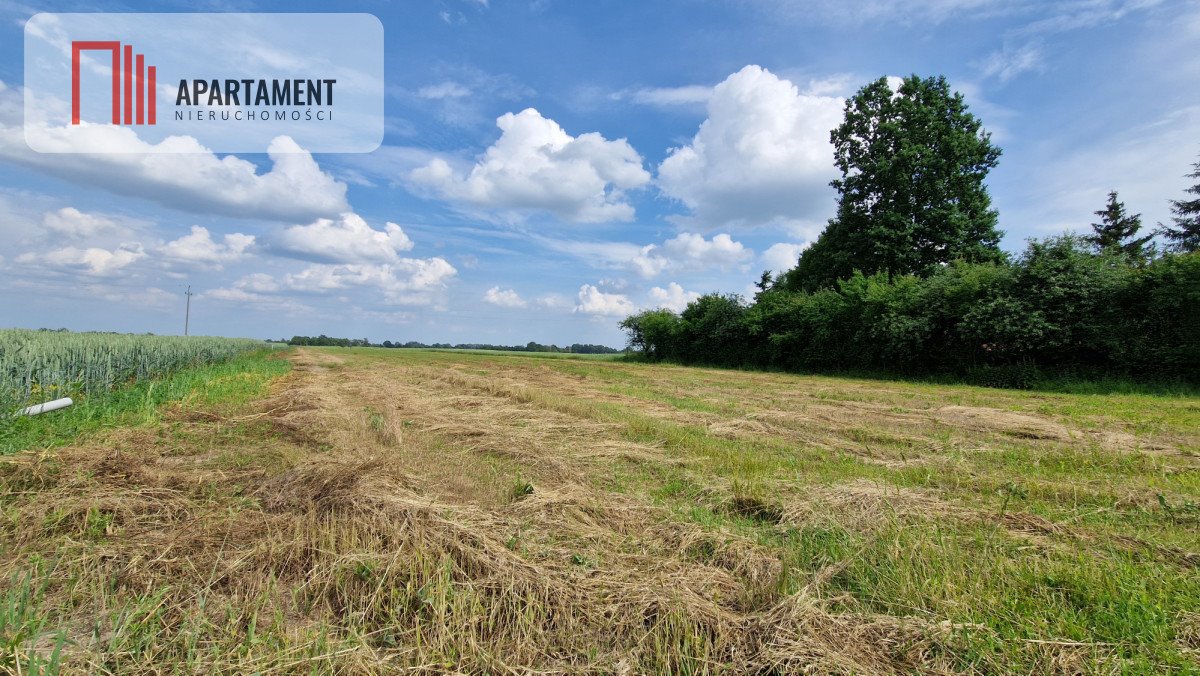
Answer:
[[24, 13, 384, 154]]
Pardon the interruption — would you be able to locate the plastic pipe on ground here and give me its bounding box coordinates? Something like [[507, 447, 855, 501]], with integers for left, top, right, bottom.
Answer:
[[17, 397, 74, 417]]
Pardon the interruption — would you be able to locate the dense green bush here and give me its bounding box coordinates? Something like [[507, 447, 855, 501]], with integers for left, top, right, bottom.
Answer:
[[620, 238, 1199, 385]]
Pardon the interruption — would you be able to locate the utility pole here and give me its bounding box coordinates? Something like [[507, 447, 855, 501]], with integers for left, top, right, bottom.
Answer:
[[184, 285, 194, 336]]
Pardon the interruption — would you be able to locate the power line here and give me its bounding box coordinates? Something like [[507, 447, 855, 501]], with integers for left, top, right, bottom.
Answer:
[[184, 285, 194, 336]]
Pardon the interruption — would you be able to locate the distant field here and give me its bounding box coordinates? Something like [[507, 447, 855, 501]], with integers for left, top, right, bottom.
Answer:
[[421, 346, 624, 359], [1, 346, 1197, 673]]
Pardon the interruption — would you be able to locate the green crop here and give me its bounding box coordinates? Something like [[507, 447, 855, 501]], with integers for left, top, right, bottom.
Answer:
[[0, 329, 268, 413]]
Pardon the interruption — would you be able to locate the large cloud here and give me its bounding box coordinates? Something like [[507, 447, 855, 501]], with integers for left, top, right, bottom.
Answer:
[[269, 213, 416, 264], [657, 65, 843, 229], [410, 108, 651, 222], [0, 84, 349, 223]]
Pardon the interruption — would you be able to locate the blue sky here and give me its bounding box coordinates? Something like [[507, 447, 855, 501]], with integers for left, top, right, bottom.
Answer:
[[1, 0, 1197, 347]]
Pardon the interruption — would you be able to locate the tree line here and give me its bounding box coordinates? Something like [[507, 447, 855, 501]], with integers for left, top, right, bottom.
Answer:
[[284, 335, 623, 354], [621, 75, 1200, 386]]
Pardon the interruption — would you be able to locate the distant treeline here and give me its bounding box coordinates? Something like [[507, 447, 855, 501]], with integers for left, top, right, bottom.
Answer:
[[284, 336, 623, 354], [621, 239, 1200, 388]]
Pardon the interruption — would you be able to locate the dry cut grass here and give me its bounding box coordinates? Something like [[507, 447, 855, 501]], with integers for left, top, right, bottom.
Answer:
[[0, 347, 1197, 673]]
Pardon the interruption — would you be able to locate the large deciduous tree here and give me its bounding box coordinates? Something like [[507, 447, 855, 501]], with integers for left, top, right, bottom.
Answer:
[[1160, 156, 1200, 253], [784, 75, 1004, 291]]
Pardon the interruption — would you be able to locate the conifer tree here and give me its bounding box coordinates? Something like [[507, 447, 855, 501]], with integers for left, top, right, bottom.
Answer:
[[1160, 157, 1200, 253], [1086, 190, 1151, 258]]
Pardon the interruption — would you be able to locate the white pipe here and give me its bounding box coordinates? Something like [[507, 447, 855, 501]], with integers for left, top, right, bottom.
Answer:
[[18, 397, 74, 417]]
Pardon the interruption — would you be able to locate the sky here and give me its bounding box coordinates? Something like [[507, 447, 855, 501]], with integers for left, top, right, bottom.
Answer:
[[0, 0, 1197, 347]]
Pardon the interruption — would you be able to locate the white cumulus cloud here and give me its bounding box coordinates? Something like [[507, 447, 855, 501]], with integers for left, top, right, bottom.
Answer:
[[410, 108, 651, 222], [283, 259, 456, 295], [207, 219, 457, 309], [233, 273, 280, 294], [270, 213, 415, 264], [17, 243, 145, 276], [483, 286, 527, 308], [41, 207, 124, 238], [160, 226, 255, 267], [210, 256, 458, 308], [631, 232, 753, 278], [761, 242, 810, 274], [0, 84, 349, 223], [657, 65, 843, 229], [533, 231, 753, 279], [574, 284, 636, 316], [648, 282, 701, 312]]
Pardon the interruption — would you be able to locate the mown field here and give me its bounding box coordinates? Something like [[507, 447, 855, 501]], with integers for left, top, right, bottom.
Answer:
[[1, 346, 1197, 673]]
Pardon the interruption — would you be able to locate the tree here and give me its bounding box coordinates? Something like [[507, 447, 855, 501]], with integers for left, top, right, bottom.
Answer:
[[619, 309, 681, 361], [755, 270, 773, 293], [1160, 156, 1200, 253], [1086, 190, 1151, 258], [784, 75, 1004, 292], [753, 270, 774, 302], [677, 294, 749, 366]]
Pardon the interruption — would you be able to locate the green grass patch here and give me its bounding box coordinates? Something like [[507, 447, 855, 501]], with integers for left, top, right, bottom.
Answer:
[[0, 349, 290, 455]]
